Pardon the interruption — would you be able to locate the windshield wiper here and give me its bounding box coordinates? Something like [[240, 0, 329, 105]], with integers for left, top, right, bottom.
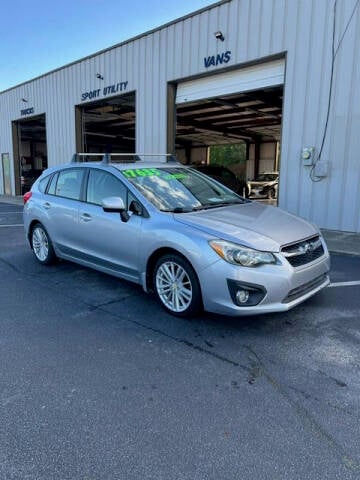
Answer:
[[160, 207, 195, 213], [199, 199, 246, 209], [160, 200, 246, 213]]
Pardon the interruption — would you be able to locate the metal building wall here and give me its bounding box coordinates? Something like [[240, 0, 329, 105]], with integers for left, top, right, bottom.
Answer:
[[0, 0, 359, 232]]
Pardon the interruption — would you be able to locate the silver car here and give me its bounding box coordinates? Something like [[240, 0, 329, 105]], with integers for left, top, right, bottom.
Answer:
[[247, 172, 279, 199], [23, 158, 330, 317]]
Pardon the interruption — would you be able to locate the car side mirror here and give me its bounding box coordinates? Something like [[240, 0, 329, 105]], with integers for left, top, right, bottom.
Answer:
[[102, 196, 130, 222]]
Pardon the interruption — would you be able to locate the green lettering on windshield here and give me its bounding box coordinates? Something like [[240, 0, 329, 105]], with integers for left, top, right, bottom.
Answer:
[[163, 173, 187, 180], [122, 168, 188, 180], [122, 168, 161, 178]]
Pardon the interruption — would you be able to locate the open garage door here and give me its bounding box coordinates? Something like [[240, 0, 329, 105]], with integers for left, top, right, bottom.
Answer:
[[76, 92, 136, 155], [175, 58, 284, 203], [176, 59, 284, 105], [12, 114, 48, 195]]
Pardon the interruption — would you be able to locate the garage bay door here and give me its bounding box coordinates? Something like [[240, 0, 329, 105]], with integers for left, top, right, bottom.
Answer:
[[176, 59, 285, 104]]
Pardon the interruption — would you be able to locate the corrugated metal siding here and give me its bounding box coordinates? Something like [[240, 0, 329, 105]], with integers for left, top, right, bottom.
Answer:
[[0, 0, 359, 231]]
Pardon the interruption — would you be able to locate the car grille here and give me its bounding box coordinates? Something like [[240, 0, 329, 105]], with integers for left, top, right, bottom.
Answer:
[[281, 235, 325, 267], [282, 273, 329, 303]]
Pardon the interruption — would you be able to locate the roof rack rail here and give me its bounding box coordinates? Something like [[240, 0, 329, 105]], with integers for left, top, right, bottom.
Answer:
[[70, 153, 177, 164]]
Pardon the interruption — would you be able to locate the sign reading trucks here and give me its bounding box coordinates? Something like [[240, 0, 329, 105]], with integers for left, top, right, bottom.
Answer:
[[21, 107, 34, 116]]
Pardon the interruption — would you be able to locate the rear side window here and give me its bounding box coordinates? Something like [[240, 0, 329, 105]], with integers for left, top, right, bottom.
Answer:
[[55, 169, 84, 200], [47, 173, 59, 195], [38, 175, 50, 193]]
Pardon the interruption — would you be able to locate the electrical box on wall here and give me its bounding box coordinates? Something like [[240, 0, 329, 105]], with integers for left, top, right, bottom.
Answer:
[[301, 147, 315, 166], [314, 161, 329, 178]]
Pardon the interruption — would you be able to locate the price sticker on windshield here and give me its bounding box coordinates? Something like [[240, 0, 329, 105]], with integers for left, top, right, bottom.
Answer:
[[122, 168, 161, 178], [122, 168, 188, 181]]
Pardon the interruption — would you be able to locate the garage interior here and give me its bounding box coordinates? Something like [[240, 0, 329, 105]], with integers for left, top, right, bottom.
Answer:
[[76, 92, 136, 156], [73, 72, 283, 198], [175, 85, 283, 182], [12, 114, 48, 195]]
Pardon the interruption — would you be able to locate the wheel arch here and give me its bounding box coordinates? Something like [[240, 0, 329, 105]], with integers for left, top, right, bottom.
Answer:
[[28, 219, 43, 248], [145, 247, 200, 293]]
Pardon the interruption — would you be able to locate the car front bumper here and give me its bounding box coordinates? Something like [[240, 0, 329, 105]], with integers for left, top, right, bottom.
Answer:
[[198, 251, 331, 316]]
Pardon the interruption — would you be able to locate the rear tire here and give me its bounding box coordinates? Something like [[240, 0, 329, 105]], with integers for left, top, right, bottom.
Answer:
[[31, 223, 56, 265], [153, 254, 202, 317]]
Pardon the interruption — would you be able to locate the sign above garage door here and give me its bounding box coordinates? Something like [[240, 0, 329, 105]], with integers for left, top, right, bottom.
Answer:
[[176, 59, 285, 104]]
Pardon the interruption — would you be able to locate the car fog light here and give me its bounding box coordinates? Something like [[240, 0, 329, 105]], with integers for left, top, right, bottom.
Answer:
[[236, 289, 250, 304], [227, 279, 266, 307]]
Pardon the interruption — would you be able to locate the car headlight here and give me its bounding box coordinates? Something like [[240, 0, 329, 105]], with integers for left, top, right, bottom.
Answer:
[[209, 240, 276, 267]]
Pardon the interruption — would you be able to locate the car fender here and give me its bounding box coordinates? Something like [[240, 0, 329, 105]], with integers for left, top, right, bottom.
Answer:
[[138, 219, 220, 291]]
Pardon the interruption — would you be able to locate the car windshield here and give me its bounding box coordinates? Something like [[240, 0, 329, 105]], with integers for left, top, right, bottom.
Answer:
[[256, 173, 278, 181], [121, 166, 246, 212]]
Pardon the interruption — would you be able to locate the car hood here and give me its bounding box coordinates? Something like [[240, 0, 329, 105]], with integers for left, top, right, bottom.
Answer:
[[174, 202, 318, 252]]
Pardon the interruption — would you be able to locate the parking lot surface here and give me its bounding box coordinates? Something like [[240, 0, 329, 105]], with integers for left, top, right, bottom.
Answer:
[[0, 203, 360, 480]]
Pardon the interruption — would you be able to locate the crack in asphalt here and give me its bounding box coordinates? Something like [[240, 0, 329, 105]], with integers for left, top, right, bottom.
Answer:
[[89, 296, 136, 309], [244, 346, 360, 474], [90, 296, 360, 474], [0, 255, 249, 370], [0, 256, 24, 274], [318, 369, 347, 388], [289, 385, 360, 419], [1, 254, 360, 474]]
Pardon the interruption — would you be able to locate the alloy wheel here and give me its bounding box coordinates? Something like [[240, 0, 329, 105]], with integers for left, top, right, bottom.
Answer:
[[155, 261, 193, 313], [32, 226, 49, 262]]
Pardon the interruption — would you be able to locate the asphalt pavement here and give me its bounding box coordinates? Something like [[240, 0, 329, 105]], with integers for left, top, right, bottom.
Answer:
[[0, 200, 360, 480]]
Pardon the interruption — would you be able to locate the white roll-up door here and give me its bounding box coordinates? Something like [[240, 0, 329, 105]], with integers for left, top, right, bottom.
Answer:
[[176, 59, 285, 104]]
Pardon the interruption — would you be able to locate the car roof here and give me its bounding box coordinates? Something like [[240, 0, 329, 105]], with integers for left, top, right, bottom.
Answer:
[[40, 161, 187, 177], [110, 161, 185, 171]]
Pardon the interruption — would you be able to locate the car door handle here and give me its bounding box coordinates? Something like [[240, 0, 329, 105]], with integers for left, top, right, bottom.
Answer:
[[43, 202, 51, 209], [80, 213, 92, 222]]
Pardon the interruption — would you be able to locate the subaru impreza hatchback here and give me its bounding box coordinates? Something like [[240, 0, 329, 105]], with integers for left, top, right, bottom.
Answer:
[[23, 157, 330, 317]]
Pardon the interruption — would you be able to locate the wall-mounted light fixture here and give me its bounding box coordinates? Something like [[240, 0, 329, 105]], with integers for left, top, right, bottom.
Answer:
[[21, 98, 28, 102], [96, 73, 104, 80], [214, 31, 225, 41]]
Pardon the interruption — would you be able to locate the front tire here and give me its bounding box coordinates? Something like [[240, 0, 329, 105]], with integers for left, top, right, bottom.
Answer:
[[153, 254, 202, 317], [31, 223, 56, 265]]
